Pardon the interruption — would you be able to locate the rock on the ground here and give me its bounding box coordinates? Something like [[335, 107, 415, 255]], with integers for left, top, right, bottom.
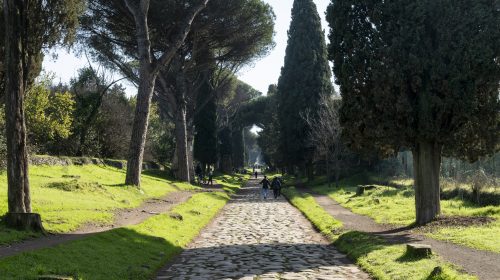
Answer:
[[406, 243, 432, 257]]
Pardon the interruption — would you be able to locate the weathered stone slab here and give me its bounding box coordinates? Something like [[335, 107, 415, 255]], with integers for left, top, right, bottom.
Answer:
[[406, 243, 432, 257]]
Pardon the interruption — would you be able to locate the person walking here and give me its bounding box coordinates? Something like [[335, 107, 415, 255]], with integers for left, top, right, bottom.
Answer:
[[259, 175, 270, 199], [271, 177, 282, 199], [208, 169, 214, 186], [254, 170, 258, 179]]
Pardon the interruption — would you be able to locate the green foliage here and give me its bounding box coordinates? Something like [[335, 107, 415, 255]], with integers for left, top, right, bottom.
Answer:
[[256, 85, 281, 168], [218, 127, 233, 157], [0, 0, 85, 90], [25, 74, 75, 145], [277, 0, 333, 167], [194, 79, 217, 167], [232, 128, 245, 168], [0, 192, 229, 279], [81, 0, 275, 85], [327, 0, 500, 160], [147, 104, 175, 167]]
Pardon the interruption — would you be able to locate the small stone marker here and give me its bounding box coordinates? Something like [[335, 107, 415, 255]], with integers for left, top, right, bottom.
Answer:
[[406, 243, 432, 257], [38, 275, 73, 280]]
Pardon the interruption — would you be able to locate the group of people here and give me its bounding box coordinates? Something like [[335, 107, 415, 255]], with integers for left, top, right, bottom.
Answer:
[[195, 164, 214, 186], [259, 175, 283, 199]]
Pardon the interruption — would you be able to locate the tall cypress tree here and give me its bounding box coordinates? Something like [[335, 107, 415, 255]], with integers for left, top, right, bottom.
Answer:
[[193, 79, 217, 170], [277, 0, 332, 174]]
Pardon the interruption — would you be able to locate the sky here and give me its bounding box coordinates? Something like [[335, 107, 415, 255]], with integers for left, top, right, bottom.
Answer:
[[42, 0, 333, 96]]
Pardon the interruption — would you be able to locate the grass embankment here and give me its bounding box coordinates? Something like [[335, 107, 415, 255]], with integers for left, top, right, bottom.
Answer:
[[282, 187, 342, 240], [216, 173, 251, 194], [312, 174, 500, 253], [0, 164, 197, 245], [0, 191, 230, 279], [282, 186, 476, 280]]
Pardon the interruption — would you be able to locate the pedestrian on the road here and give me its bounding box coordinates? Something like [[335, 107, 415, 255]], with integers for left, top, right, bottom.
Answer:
[[208, 169, 214, 186], [259, 175, 270, 199], [195, 164, 203, 185], [254, 171, 258, 179], [271, 177, 282, 199]]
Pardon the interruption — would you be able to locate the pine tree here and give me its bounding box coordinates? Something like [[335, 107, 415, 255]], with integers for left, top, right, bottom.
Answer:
[[277, 0, 332, 174]]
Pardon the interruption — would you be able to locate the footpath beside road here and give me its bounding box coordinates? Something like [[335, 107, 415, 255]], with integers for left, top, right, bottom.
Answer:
[[0, 191, 192, 259], [311, 193, 500, 280], [156, 178, 370, 280]]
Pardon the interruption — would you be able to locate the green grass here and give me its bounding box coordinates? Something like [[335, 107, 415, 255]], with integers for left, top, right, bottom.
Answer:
[[282, 186, 342, 240], [0, 164, 197, 245], [334, 231, 476, 280], [215, 173, 251, 194], [282, 185, 476, 280], [0, 191, 230, 279], [311, 176, 500, 253]]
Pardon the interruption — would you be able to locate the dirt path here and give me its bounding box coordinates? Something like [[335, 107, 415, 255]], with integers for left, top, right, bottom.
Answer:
[[0, 191, 192, 259], [156, 178, 370, 280], [310, 193, 500, 280]]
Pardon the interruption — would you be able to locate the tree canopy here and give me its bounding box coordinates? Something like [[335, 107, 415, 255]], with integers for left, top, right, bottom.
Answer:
[[328, 0, 499, 161]]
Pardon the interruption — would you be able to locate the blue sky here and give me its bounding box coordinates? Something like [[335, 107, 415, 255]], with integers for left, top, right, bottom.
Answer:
[[43, 0, 333, 96]]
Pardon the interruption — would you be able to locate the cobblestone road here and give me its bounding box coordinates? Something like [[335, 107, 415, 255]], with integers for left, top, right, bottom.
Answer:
[[156, 178, 370, 280]]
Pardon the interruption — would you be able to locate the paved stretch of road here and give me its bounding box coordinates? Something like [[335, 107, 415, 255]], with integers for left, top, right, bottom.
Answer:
[[156, 178, 370, 280]]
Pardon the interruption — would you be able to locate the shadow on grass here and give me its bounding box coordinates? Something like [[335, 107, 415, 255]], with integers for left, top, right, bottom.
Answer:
[[0, 220, 43, 246], [0, 227, 181, 279], [333, 231, 388, 260]]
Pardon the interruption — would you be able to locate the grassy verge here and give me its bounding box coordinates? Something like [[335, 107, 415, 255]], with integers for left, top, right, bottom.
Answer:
[[282, 186, 342, 240], [282, 186, 476, 280], [335, 231, 476, 280], [0, 164, 197, 245], [216, 173, 251, 194], [312, 176, 500, 253], [0, 191, 230, 279]]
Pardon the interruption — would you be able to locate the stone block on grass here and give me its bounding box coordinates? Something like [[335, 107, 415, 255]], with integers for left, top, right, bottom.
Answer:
[[406, 243, 432, 257]]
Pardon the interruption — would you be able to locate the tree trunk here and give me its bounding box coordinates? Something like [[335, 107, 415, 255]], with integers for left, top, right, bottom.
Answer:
[[306, 161, 314, 182], [326, 154, 331, 188], [187, 128, 195, 182], [335, 158, 340, 188], [5, 0, 30, 214], [174, 104, 190, 182], [4, 0, 44, 231], [220, 154, 233, 173], [124, 0, 156, 186], [412, 141, 442, 225], [125, 68, 156, 186]]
